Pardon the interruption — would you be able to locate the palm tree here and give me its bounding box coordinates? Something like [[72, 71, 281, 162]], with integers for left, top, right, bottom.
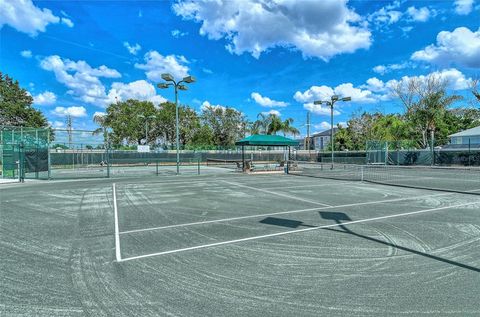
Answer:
[[267, 114, 283, 135], [281, 118, 300, 137], [92, 112, 109, 148], [252, 113, 269, 134]]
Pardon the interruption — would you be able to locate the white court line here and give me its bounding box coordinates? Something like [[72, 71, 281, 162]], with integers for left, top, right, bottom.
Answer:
[[221, 180, 332, 207], [120, 191, 454, 235], [118, 200, 480, 262], [113, 183, 122, 262]]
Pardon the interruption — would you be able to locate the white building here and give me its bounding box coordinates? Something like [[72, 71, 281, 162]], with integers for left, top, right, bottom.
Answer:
[[449, 126, 480, 146], [311, 128, 338, 150]]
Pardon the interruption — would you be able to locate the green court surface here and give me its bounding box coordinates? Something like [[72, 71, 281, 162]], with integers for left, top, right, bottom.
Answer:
[[1, 172, 480, 316]]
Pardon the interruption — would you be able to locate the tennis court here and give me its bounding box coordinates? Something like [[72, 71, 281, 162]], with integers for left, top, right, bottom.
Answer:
[[1, 167, 480, 316]]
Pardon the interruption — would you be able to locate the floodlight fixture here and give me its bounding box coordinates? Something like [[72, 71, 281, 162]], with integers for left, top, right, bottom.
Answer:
[[313, 100, 323, 105], [331, 95, 339, 101], [341, 97, 352, 102], [182, 75, 196, 83], [161, 73, 174, 82], [178, 85, 188, 91], [157, 83, 170, 89]]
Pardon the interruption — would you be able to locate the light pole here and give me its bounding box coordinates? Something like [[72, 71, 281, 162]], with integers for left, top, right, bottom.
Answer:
[[157, 73, 195, 174], [137, 114, 156, 145], [314, 95, 351, 169]]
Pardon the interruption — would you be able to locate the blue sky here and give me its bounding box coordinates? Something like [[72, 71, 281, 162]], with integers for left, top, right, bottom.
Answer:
[[1, 0, 479, 135]]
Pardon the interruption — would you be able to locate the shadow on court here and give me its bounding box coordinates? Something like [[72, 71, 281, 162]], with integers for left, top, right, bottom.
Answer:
[[318, 211, 480, 273], [259, 213, 480, 273], [259, 217, 316, 228]]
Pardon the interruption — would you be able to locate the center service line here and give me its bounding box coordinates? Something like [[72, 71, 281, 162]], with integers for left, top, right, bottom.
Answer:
[[113, 183, 122, 262]]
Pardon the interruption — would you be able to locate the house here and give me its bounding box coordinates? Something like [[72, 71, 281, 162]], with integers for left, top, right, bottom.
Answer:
[[446, 125, 480, 148], [311, 128, 338, 150]]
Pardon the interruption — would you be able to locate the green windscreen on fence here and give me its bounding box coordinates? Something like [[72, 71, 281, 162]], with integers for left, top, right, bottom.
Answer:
[[1, 127, 50, 179]]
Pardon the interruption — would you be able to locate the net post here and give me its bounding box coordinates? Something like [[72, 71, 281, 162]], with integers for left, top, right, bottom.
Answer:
[[47, 130, 51, 180], [106, 147, 110, 178], [156, 160, 159, 175], [197, 158, 200, 175], [360, 165, 364, 182]]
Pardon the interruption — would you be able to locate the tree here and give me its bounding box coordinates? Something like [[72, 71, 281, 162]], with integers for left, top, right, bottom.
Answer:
[[103, 99, 156, 146], [92, 112, 109, 148], [0, 72, 48, 127], [266, 114, 283, 135], [201, 105, 246, 146], [153, 102, 202, 147], [392, 74, 462, 148], [470, 78, 480, 104], [370, 114, 410, 143], [251, 113, 269, 134], [281, 118, 300, 137]]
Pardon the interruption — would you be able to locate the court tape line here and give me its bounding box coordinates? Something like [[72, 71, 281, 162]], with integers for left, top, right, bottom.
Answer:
[[221, 180, 332, 207], [113, 183, 122, 262], [117, 200, 480, 262], [119, 191, 456, 235]]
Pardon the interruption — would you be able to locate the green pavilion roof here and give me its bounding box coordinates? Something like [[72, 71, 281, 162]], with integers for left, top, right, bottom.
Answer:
[[235, 134, 298, 146]]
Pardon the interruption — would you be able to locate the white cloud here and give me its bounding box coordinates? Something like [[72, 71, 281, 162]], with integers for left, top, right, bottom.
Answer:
[[61, 17, 74, 28], [411, 27, 480, 68], [383, 68, 471, 93], [251, 92, 288, 108], [52, 106, 87, 118], [201, 100, 226, 112], [33, 91, 57, 105], [334, 83, 377, 103], [0, 0, 60, 36], [426, 68, 471, 90], [367, 1, 402, 27], [454, 0, 474, 15], [171, 29, 188, 38], [202, 68, 213, 74], [314, 121, 331, 130], [40, 55, 121, 105], [294, 83, 376, 104], [135, 50, 190, 81], [406, 6, 431, 22], [106, 80, 167, 106], [51, 121, 65, 128], [123, 42, 142, 55], [362, 77, 386, 93], [93, 111, 105, 118], [303, 102, 339, 116], [20, 50, 32, 58], [372, 62, 413, 75], [294, 85, 334, 103], [173, 0, 371, 60], [261, 109, 281, 116]]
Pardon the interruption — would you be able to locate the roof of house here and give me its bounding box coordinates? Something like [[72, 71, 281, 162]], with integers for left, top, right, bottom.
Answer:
[[449, 125, 480, 138], [312, 127, 339, 137], [235, 134, 298, 146]]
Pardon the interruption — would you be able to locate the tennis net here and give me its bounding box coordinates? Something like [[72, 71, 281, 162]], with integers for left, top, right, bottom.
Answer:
[[206, 158, 244, 170], [287, 161, 480, 195]]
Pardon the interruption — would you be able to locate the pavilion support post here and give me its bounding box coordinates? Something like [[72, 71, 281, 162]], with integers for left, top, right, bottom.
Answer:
[[242, 145, 245, 172], [286, 146, 290, 174]]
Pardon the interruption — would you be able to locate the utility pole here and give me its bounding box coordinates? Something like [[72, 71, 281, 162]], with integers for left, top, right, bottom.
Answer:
[[66, 115, 73, 148], [306, 111, 311, 159]]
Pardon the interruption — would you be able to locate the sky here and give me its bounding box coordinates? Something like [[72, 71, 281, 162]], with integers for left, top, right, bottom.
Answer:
[[1, 0, 479, 136]]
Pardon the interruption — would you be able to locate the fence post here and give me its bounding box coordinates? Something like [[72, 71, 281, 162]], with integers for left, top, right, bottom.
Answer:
[[468, 138, 471, 166]]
